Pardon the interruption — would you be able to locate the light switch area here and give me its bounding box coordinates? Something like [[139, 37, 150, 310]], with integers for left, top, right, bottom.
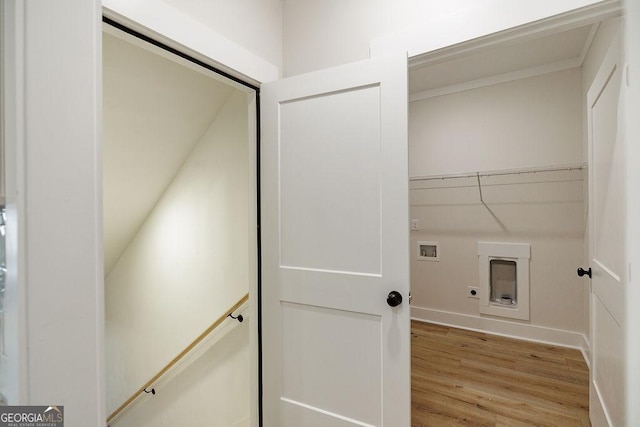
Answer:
[[411, 219, 419, 231]]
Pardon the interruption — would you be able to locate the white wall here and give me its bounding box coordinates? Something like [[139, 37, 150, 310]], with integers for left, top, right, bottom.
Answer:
[[282, 0, 604, 76], [111, 321, 250, 427], [106, 90, 250, 417], [409, 68, 587, 343], [102, 31, 235, 274], [409, 68, 583, 176], [282, 0, 403, 77], [162, 0, 282, 73]]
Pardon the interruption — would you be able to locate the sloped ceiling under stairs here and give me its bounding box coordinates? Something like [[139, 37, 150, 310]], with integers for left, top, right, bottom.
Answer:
[[103, 31, 235, 274]]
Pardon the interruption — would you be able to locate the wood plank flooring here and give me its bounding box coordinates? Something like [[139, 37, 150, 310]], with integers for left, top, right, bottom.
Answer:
[[411, 321, 590, 427]]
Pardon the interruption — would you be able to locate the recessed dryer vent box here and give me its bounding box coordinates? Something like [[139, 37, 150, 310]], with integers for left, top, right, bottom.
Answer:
[[417, 241, 439, 261]]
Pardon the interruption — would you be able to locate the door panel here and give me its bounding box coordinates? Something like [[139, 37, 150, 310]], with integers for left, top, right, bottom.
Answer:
[[261, 55, 410, 427], [593, 297, 625, 424], [279, 85, 382, 275], [281, 303, 382, 425], [588, 25, 625, 427]]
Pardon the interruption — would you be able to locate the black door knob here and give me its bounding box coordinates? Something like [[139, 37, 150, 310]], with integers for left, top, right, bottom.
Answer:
[[387, 291, 403, 307], [577, 267, 592, 278]]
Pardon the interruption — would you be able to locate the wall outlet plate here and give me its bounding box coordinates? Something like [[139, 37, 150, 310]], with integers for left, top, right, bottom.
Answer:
[[468, 286, 479, 298]]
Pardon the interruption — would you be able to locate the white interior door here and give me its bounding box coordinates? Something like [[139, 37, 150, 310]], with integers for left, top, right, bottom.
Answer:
[[261, 55, 410, 427], [587, 26, 626, 427]]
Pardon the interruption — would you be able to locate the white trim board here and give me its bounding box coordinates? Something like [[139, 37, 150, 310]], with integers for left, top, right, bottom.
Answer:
[[102, 0, 279, 86], [101, 23, 253, 95], [411, 305, 590, 367], [372, 0, 622, 66], [409, 22, 600, 102]]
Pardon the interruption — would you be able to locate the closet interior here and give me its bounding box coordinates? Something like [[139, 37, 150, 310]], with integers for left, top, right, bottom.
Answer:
[[103, 24, 256, 427], [407, 18, 612, 346]]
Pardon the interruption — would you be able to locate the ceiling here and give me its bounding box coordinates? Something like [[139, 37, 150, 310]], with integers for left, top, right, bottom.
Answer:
[[409, 24, 596, 95], [103, 32, 235, 275]]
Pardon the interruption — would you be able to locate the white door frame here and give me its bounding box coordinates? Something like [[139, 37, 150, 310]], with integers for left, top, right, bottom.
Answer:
[[371, 0, 622, 61], [372, 1, 627, 425], [1, 1, 104, 425], [101, 0, 278, 87], [101, 17, 262, 425], [99, 5, 271, 426], [624, 2, 640, 426]]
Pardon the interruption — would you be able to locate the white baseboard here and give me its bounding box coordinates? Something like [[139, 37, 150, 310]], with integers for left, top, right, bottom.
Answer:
[[411, 305, 590, 365]]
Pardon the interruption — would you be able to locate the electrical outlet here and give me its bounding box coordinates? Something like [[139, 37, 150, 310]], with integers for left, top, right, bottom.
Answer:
[[411, 219, 419, 231], [467, 286, 479, 298]]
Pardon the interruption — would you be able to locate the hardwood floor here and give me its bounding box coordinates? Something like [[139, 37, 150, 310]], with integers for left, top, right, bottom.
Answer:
[[411, 321, 590, 427]]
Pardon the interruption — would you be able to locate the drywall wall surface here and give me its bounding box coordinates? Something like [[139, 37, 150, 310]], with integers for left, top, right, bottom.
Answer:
[[110, 322, 250, 427], [409, 69, 585, 334], [162, 0, 283, 74], [282, 0, 403, 77], [103, 32, 234, 275], [410, 177, 586, 332], [105, 90, 249, 415], [409, 68, 583, 177], [283, 0, 603, 76]]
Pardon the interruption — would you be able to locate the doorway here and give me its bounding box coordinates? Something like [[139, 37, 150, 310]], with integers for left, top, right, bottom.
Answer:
[[407, 23, 591, 339], [102, 19, 260, 426], [406, 14, 622, 425]]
